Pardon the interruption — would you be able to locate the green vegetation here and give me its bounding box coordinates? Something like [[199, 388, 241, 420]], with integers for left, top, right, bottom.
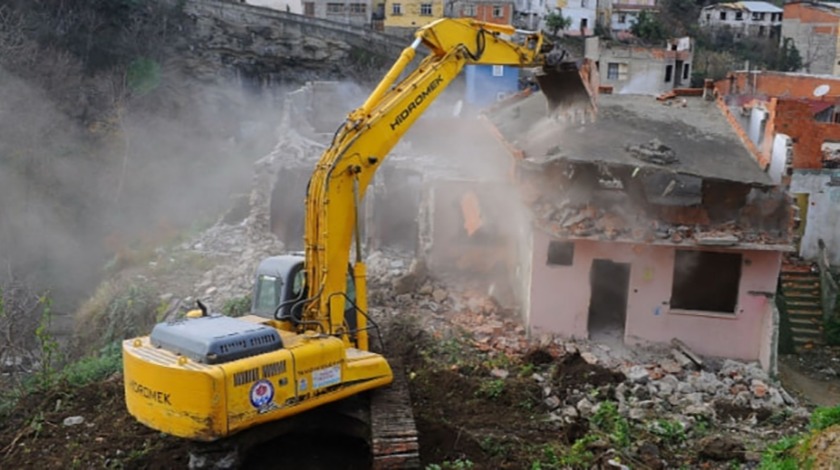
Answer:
[[62, 342, 123, 387], [630, 10, 668, 43], [615, 0, 803, 83], [426, 459, 474, 470], [759, 405, 840, 469], [75, 281, 158, 354], [648, 418, 687, 445], [545, 11, 572, 38], [476, 379, 506, 399], [591, 401, 630, 448], [222, 295, 252, 317], [809, 406, 840, 431]]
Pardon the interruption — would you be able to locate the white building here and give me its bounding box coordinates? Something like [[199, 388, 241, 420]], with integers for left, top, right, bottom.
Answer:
[[699, 1, 783, 39], [247, 0, 302, 14], [595, 0, 657, 34], [556, 0, 596, 36], [514, 0, 550, 30]]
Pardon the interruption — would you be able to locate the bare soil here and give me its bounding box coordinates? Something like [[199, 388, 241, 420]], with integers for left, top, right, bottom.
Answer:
[[779, 350, 840, 408], [0, 377, 184, 469], [0, 314, 817, 469]]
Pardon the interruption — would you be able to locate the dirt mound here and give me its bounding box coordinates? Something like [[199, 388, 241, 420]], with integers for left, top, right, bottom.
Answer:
[[0, 377, 183, 469], [556, 353, 626, 393]]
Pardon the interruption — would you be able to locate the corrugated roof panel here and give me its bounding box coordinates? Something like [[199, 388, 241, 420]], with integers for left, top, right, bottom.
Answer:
[[736, 1, 783, 13]]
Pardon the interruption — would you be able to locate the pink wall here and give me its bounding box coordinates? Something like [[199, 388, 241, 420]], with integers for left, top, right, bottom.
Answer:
[[528, 230, 782, 368]]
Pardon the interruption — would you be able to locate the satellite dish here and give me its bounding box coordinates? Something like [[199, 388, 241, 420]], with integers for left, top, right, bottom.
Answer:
[[814, 84, 831, 97]]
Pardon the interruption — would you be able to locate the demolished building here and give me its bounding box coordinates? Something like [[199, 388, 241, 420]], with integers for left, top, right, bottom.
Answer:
[[267, 80, 792, 370], [483, 91, 793, 370]]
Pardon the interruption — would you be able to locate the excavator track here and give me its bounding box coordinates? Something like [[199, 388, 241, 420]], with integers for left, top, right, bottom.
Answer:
[[371, 358, 420, 469], [186, 359, 418, 469]]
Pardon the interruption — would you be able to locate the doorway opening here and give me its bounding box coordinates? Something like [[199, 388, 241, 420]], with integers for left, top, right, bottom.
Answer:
[[588, 259, 631, 341]]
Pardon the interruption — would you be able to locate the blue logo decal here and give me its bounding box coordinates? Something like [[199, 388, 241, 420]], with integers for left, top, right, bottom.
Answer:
[[249, 379, 274, 408]]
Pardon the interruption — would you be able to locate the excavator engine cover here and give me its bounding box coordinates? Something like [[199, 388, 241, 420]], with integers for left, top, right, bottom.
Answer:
[[150, 315, 283, 364]]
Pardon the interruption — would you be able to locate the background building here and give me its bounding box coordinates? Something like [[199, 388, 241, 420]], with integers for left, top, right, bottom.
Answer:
[[699, 1, 783, 40]]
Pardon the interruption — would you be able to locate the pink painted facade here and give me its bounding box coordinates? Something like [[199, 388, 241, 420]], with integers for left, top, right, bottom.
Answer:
[[528, 230, 782, 368]]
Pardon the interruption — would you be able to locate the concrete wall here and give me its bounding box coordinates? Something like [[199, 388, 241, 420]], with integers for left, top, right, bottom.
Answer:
[[465, 65, 520, 108], [790, 170, 840, 265], [248, 0, 301, 14], [527, 232, 782, 368], [383, 0, 444, 29], [598, 45, 692, 94], [301, 0, 373, 25], [782, 3, 840, 75], [558, 0, 595, 35], [184, 0, 406, 63], [610, 10, 639, 32], [700, 6, 782, 38]]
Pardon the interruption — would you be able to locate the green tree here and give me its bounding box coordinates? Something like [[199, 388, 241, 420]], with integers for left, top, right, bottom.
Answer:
[[630, 10, 667, 42], [773, 38, 803, 72], [545, 10, 572, 37]]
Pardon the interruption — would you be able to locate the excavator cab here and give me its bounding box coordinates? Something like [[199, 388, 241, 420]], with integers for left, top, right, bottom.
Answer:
[[252, 255, 358, 334]]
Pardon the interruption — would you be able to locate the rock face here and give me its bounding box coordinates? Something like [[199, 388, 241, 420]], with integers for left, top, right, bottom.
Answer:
[[179, 0, 405, 84]]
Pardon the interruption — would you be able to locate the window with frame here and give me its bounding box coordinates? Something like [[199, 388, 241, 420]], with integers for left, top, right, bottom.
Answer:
[[752, 12, 764, 21], [664, 64, 673, 82], [493, 5, 503, 18], [705, 13, 710, 21], [606, 62, 627, 81], [547, 241, 575, 266], [326, 2, 344, 13], [420, 3, 433, 15], [618, 13, 627, 24], [463, 4, 475, 16], [607, 62, 619, 80], [303, 2, 315, 16], [349, 3, 366, 13], [735, 11, 743, 20], [670, 250, 742, 313], [492, 65, 504, 76], [392, 2, 402, 15], [720, 11, 727, 20], [683, 63, 690, 80]]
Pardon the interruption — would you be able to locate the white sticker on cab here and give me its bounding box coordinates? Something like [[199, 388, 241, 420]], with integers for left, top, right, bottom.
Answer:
[[312, 365, 341, 389]]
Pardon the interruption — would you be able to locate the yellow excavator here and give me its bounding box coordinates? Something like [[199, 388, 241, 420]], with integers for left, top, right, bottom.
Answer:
[[122, 17, 593, 465]]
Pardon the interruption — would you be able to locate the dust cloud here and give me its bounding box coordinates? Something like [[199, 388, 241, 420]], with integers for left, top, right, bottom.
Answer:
[[0, 66, 287, 311]]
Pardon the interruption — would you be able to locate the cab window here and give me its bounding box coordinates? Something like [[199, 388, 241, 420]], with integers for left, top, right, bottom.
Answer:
[[292, 269, 305, 298], [345, 270, 356, 309], [255, 275, 279, 315]]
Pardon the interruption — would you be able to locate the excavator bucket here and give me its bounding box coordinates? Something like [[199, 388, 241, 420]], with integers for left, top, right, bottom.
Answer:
[[536, 60, 595, 116]]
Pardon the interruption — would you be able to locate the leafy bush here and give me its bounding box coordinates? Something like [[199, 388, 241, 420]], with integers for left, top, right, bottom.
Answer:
[[222, 295, 251, 317], [75, 281, 157, 354], [62, 342, 123, 387], [759, 435, 805, 470], [426, 460, 474, 470], [649, 419, 686, 444], [591, 401, 630, 448], [810, 405, 840, 431]]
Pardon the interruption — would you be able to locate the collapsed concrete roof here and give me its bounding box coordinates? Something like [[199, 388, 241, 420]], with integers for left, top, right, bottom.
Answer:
[[486, 93, 774, 187]]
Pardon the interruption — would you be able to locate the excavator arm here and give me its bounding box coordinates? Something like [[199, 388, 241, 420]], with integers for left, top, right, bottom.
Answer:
[[302, 18, 594, 349]]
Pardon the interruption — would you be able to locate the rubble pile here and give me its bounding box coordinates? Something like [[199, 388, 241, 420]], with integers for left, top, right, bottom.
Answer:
[[531, 196, 787, 246], [365, 251, 810, 451]]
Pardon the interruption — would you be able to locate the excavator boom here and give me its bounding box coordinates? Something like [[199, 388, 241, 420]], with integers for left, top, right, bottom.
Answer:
[[303, 19, 595, 346]]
